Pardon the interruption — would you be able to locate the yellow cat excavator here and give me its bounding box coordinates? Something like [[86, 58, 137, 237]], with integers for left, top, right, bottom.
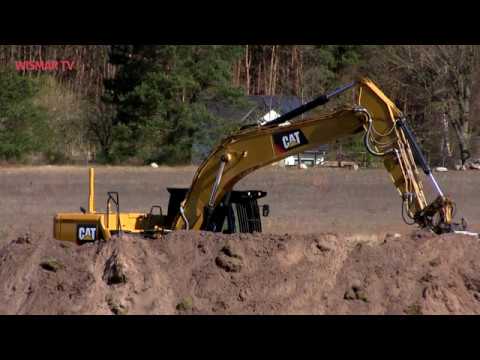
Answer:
[[53, 77, 468, 244]]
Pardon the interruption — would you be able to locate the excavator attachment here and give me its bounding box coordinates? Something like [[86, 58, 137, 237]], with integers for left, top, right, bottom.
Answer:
[[357, 78, 466, 234]]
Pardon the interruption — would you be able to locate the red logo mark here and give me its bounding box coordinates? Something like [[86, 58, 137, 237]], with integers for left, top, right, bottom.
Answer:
[[15, 60, 75, 72]]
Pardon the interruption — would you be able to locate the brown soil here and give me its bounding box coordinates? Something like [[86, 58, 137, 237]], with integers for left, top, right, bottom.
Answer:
[[0, 166, 478, 314], [2, 230, 480, 315]]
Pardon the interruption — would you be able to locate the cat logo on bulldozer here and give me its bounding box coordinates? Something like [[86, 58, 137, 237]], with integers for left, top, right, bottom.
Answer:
[[77, 224, 97, 242]]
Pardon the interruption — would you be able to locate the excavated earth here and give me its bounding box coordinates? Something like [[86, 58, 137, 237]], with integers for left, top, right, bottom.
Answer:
[[2, 230, 480, 315]]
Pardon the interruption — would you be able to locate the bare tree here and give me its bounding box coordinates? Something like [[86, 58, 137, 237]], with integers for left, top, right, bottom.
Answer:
[[368, 45, 480, 165], [88, 102, 115, 161]]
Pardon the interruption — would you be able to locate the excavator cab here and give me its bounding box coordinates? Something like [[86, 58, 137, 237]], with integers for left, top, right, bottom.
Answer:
[[166, 188, 268, 234]]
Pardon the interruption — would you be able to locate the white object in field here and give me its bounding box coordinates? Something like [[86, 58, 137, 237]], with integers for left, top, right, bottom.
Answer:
[[284, 155, 325, 167], [300, 163, 308, 169], [321, 160, 358, 170], [435, 167, 448, 172], [259, 109, 281, 126], [150, 162, 159, 168], [454, 231, 480, 238], [285, 156, 296, 166]]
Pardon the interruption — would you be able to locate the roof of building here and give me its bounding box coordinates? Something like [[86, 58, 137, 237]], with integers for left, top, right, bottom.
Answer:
[[206, 95, 303, 125], [195, 95, 329, 163], [246, 95, 303, 117]]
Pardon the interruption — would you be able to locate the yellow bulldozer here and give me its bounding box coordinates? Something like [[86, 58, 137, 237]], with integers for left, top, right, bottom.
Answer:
[[53, 77, 469, 244]]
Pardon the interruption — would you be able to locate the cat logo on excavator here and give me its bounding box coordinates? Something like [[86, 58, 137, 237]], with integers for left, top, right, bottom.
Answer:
[[273, 129, 308, 154], [77, 225, 97, 242]]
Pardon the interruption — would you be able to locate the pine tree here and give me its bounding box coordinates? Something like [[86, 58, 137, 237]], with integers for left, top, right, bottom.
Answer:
[[103, 45, 243, 164], [0, 69, 49, 161]]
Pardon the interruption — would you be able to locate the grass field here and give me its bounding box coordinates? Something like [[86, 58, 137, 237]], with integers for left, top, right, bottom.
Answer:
[[0, 165, 478, 245]]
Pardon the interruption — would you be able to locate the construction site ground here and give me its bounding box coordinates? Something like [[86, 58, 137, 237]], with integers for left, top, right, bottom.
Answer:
[[0, 166, 479, 315]]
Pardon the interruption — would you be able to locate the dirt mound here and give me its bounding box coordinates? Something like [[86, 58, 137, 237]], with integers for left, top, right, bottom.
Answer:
[[327, 231, 480, 314], [1, 230, 479, 315]]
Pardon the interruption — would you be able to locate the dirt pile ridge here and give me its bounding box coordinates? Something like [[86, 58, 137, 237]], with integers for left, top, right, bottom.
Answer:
[[1, 230, 480, 315]]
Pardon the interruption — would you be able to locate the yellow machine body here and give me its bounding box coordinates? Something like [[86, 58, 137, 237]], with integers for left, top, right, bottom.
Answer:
[[53, 168, 165, 243], [53, 77, 463, 243]]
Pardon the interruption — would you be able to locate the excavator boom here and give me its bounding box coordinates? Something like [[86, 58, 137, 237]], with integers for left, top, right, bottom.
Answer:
[[174, 107, 366, 230], [174, 78, 465, 234]]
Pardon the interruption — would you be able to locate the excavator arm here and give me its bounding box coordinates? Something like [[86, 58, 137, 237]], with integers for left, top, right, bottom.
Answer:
[[174, 78, 466, 234]]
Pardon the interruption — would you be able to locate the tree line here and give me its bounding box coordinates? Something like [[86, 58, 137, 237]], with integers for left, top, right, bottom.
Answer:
[[0, 45, 478, 166]]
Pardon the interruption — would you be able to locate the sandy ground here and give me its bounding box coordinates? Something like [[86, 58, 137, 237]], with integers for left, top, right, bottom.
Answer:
[[1, 230, 480, 315], [0, 166, 479, 315]]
